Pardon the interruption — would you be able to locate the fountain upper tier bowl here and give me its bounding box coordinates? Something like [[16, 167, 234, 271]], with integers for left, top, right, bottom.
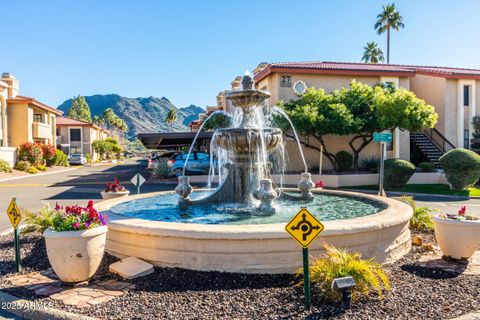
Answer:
[[225, 89, 270, 110], [214, 127, 283, 155]]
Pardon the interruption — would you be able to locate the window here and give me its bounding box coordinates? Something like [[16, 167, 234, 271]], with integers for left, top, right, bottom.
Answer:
[[33, 114, 43, 123], [70, 128, 81, 142], [293, 80, 308, 95], [280, 75, 291, 87], [56, 128, 61, 136], [464, 85, 470, 106], [464, 129, 470, 149]]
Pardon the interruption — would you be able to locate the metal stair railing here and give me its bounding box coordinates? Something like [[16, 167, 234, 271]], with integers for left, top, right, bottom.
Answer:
[[421, 128, 456, 154]]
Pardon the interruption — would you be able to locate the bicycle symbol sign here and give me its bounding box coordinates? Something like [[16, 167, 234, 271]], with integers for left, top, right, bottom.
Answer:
[[7, 199, 21, 229], [285, 208, 324, 248]]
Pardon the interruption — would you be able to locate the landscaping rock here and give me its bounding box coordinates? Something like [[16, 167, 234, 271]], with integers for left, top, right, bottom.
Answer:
[[412, 234, 423, 246], [109, 256, 154, 279]]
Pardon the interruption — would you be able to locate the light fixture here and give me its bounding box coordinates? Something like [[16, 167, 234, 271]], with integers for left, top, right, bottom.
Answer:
[[331, 276, 356, 309]]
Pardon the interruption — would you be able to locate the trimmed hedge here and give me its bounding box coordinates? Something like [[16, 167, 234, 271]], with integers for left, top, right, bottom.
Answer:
[[439, 148, 480, 190], [384, 159, 416, 189], [418, 162, 435, 172], [336, 151, 353, 171]]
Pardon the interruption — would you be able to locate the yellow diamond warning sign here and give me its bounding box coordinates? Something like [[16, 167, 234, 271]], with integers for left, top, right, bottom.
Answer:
[[7, 198, 21, 229], [285, 208, 324, 248]]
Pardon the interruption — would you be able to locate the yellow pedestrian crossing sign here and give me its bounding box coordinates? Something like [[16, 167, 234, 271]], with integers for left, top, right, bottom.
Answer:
[[285, 208, 324, 248], [7, 198, 21, 229]]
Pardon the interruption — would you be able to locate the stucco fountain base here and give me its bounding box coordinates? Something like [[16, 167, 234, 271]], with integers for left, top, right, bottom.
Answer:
[[95, 189, 412, 274]]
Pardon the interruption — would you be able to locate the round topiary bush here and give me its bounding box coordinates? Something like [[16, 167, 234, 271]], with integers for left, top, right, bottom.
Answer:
[[438, 148, 480, 190], [14, 160, 31, 172], [384, 159, 416, 189], [0, 159, 12, 173], [336, 151, 353, 172]]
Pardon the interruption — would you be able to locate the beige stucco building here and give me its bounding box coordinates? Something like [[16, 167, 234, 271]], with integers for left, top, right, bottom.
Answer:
[[0, 73, 62, 166], [216, 61, 480, 172], [56, 117, 109, 161]]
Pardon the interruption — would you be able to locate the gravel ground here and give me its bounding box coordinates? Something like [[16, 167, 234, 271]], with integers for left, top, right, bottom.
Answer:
[[0, 231, 479, 320]]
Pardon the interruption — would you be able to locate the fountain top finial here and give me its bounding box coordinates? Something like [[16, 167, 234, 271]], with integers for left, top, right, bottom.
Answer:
[[241, 71, 254, 90]]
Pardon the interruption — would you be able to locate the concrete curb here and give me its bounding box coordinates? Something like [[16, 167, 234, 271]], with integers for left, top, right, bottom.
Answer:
[[452, 312, 480, 320], [343, 188, 470, 200], [0, 291, 97, 320], [0, 168, 77, 183]]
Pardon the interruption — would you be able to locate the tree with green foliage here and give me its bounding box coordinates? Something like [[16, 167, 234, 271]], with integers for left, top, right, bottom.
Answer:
[[101, 108, 128, 133], [278, 80, 438, 171], [203, 112, 233, 131], [362, 41, 384, 63], [67, 95, 92, 122], [92, 137, 122, 160], [374, 3, 405, 64], [165, 108, 177, 131]]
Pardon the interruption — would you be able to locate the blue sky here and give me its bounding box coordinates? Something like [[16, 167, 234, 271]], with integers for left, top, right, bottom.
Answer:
[[1, 0, 479, 110]]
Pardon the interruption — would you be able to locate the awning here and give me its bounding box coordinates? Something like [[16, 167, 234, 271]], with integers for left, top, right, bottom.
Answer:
[[138, 131, 214, 149]]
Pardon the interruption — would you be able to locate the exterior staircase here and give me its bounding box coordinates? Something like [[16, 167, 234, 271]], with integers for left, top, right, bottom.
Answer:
[[410, 128, 456, 167]]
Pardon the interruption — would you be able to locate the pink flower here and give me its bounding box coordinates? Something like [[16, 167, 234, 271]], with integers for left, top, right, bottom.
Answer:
[[458, 206, 467, 215], [315, 180, 324, 188], [73, 222, 80, 229]]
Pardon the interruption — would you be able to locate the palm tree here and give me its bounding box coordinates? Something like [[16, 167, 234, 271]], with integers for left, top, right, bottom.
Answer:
[[165, 108, 177, 131], [362, 41, 385, 63], [374, 3, 405, 64]]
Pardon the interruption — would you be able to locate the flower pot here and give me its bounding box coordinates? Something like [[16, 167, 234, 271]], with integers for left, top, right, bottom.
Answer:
[[43, 226, 108, 283], [101, 190, 130, 200], [433, 215, 480, 259]]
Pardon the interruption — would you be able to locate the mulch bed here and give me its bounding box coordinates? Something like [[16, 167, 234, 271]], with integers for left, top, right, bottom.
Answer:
[[0, 230, 479, 320]]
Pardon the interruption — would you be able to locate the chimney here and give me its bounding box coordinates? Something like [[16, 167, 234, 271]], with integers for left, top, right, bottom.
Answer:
[[1, 73, 19, 98]]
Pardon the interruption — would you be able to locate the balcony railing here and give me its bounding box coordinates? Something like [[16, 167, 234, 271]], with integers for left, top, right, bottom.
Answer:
[[32, 122, 52, 140]]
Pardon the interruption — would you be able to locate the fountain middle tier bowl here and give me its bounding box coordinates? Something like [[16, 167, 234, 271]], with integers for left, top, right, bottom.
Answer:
[[214, 127, 283, 154], [96, 189, 413, 274]]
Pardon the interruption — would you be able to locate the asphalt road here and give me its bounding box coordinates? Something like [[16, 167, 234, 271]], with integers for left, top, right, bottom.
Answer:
[[0, 159, 174, 233]]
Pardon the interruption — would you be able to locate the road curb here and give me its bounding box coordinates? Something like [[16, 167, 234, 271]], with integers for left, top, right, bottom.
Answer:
[[343, 188, 470, 200], [0, 168, 77, 183], [0, 290, 97, 320]]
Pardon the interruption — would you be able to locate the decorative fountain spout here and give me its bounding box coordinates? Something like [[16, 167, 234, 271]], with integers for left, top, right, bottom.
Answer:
[[176, 71, 313, 213]]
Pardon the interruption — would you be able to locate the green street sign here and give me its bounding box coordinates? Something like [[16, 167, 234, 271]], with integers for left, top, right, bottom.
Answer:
[[373, 132, 392, 143]]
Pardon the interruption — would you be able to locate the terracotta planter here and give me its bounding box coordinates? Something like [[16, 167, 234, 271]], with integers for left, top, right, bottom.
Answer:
[[433, 215, 480, 259], [43, 226, 108, 283], [101, 190, 130, 200]]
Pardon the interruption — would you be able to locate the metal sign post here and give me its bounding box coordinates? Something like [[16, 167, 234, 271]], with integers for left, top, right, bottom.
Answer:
[[130, 173, 146, 195], [285, 207, 324, 309], [373, 132, 392, 198], [7, 198, 22, 272]]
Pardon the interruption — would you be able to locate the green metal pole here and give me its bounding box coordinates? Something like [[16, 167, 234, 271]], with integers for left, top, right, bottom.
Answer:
[[14, 227, 21, 272], [302, 247, 311, 309]]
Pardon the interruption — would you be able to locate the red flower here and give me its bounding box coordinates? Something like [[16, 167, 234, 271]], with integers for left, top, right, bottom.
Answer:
[[87, 200, 94, 210], [458, 206, 467, 215], [315, 180, 324, 188]]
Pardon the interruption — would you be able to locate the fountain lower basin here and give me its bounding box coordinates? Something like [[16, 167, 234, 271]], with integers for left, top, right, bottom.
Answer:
[[95, 189, 412, 274]]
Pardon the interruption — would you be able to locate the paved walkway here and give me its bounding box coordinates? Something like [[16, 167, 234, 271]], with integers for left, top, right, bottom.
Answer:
[[0, 159, 173, 233]]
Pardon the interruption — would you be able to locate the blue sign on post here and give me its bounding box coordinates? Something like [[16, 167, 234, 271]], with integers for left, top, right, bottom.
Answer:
[[373, 132, 393, 143]]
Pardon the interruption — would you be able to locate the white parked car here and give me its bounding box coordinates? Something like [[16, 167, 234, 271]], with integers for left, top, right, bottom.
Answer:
[[68, 153, 87, 165]]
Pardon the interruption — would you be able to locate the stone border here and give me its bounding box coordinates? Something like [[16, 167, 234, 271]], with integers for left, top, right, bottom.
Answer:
[[96, 189, 413, 273], [0, 290, 96, 320]]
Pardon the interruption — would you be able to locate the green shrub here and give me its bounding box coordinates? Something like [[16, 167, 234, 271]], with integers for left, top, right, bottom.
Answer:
[[53, 150, 69, 167], [401, 195, 434, 231], [14, 160, 31, 171], [154, 158, 173, 178], [336, 151, 353, 171], [0, 159, 12, 173], [298, 244, 390, 302], [36, 164, 47, 171], [418, 162, 435, 172], [361, 155, 380, 173], [439, 148, 480, 190], [384, 159, 416, 189], [26, 166, 38, 174], [86, 153, 92, 164]]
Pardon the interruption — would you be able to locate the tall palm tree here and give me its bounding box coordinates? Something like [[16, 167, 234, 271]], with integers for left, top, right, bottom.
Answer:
[[362, 41, 385, 63], [374, 3, 405, 64], [165, 108, 177, 131]]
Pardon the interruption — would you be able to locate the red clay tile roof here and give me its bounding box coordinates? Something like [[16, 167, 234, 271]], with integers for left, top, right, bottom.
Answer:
[[254, 61, 480, 81], [56, 116, 105, 131], [7, 95, 63, 115]]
